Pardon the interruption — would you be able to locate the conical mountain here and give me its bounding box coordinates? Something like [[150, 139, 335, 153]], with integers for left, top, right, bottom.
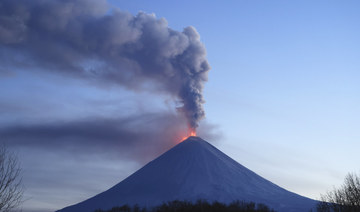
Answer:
[[58, 136, 317, 212]]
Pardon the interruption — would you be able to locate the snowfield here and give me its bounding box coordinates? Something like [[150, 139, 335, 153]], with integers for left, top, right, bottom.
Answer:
[[58, 136, 317, 212]]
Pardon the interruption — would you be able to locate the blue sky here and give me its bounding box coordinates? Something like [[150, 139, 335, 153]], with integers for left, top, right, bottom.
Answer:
[[1, 0, 360, 211], [109, 0, 360, 196]]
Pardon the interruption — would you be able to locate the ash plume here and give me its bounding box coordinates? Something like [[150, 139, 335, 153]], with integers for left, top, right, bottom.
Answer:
[[0, 0, 210, 129], [0, 112, 220, 163]]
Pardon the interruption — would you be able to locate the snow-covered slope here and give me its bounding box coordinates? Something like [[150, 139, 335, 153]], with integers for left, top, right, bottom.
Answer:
[[58, 136, 317, 212]]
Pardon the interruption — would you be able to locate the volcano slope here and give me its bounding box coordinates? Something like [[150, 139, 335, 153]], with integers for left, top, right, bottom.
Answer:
[[58, 136, 317, 212]]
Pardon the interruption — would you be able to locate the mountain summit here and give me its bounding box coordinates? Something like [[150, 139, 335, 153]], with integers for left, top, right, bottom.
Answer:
[[58, 136, 317, 212]]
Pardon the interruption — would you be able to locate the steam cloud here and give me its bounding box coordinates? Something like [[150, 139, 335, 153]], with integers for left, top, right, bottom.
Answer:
[[0, 0, 210, 129]]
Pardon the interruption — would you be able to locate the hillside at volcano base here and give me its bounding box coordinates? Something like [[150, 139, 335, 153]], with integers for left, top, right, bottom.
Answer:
[[58, 136, 317, 212]]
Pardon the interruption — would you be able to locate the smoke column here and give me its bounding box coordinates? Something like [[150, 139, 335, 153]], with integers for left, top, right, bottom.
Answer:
[[0, 0, 210, 130]]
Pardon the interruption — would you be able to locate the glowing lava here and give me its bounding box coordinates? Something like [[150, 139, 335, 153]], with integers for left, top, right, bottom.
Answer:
[[181, 129, 197, 141]]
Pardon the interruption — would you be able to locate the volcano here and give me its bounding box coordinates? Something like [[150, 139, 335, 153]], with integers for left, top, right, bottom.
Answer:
[[58, 136, 317, 212]]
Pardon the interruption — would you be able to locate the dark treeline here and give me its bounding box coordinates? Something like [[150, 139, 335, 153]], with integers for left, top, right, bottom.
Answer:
[[316, 172, 360, 212], [95, 200, 276, 212], [317, 202, 360, 212]]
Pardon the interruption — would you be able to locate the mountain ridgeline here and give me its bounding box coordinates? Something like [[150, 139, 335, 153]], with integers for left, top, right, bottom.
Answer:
[[58, 137, 317, 212]]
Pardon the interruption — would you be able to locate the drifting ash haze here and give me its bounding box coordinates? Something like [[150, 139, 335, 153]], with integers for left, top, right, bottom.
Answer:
[[0, 0, 209, 130], [58, 137, 317, 212]]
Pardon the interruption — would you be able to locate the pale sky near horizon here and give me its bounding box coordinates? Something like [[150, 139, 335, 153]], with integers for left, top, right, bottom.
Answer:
[[1, 1, 360, 211]]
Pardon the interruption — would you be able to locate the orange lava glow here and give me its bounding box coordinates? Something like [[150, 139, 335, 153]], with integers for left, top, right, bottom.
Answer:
[[180, 129, 197, 141]]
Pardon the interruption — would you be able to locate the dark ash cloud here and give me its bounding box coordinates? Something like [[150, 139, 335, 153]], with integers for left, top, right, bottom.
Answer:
[[0, 112, 219, 163], [0, 0, 210, 130]]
